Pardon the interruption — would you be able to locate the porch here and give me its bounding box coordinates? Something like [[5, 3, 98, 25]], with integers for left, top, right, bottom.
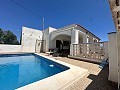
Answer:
[[48, 29, 86, 56]]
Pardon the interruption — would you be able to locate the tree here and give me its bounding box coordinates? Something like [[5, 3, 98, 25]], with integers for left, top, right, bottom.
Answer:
[[0, 29, 19, 45], [0, 28, 4, 44]]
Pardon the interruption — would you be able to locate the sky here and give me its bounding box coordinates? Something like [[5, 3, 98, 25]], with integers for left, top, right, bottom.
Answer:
[[0, 0, 116, 42]]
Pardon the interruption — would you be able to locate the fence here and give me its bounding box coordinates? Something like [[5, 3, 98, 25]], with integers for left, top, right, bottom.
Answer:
[[70, 42, 108, 61]]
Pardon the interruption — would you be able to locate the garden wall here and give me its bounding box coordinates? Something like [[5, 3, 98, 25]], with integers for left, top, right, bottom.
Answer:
[[0, 44, 21, 53]]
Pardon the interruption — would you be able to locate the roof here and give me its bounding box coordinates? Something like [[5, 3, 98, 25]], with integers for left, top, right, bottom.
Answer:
[[58, 24, 100, 40], [75, 24, 100, 40]]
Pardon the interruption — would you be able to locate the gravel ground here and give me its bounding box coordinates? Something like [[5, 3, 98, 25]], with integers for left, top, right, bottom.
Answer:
[[41, 53, 117, 90]]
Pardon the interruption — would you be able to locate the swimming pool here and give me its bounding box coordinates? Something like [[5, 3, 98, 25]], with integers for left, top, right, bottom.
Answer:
[[0, 54, 69, 90]]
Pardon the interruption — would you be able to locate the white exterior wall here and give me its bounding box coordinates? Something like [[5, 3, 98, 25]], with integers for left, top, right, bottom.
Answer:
[[43, 28, 49, 52], [43, 27, 57, 52], [21, 27, 43, 52], [117, 31, 120, 83], [83, 35, 87, 43], [108, 32, 118, 83], [0, 44, 21, 53]]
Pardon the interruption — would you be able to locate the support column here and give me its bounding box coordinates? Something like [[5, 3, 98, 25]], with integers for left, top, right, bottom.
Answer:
[[87, 36, 89, 43], [70, 44, 73, 56], [71, 30, 79, 44], [70, 29, 79, 56]]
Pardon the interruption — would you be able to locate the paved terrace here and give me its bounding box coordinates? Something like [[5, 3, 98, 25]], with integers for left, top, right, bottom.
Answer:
[[41, 53, 116, 90]]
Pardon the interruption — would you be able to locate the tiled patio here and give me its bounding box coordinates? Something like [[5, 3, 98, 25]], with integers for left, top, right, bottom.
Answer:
[[41, 53, 117, 90]]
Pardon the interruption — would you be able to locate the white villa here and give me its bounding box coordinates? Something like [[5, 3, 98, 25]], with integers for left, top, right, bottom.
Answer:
[[21, 24, 100, 55], [0, 0, 120, 89]]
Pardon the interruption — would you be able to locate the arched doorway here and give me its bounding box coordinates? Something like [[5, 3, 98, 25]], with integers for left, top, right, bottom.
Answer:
[[50, 34, 71, 56]]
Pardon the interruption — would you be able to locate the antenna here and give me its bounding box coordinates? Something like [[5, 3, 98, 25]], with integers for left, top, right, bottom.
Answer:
[[42, 17, 44, 31]]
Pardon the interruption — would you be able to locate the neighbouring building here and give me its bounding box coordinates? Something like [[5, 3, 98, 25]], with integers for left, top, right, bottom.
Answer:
[[108, 0, 120, 83]]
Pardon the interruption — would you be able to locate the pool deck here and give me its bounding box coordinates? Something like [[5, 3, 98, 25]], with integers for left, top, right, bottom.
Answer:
[[0, 52, 116, 90], [39, 53, 117, 90], [16, 53, 89, 90]]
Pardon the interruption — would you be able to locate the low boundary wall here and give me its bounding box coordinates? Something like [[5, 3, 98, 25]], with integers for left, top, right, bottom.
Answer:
[[0, 44, 21, 53]]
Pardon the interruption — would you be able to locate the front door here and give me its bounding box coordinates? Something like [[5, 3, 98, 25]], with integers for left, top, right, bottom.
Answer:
[[56, 40, 62, 51]]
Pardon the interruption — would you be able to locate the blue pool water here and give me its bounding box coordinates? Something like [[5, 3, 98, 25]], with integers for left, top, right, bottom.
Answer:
[[0, 54, 69, 90]]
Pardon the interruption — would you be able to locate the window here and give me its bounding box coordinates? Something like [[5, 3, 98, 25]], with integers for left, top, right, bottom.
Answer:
[[94, 39, 97, 42], [118, 26, 120, 29], [118, 20, 120, 24], [63, 41, 69, 46], [117, 11, 120, 18], [116, 0, 119, 6]]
